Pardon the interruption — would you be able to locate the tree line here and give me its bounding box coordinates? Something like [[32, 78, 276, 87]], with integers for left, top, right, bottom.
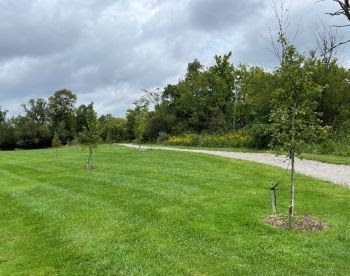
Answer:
[[1, 1, 350, 152], [0, 89, 129, 150], [1, 48, 349, 151], [125, 50, 349, 149]]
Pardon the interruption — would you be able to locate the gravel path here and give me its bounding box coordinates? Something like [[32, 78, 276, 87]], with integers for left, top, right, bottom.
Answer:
[[120, 144, 350, 188]]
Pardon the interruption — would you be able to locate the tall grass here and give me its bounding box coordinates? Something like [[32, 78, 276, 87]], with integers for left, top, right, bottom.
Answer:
[[164, 132, 254, 148]]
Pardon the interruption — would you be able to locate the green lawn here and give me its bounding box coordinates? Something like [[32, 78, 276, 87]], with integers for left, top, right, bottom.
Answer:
[[299, 153, 350, 165], [153, 144, 350, 165], [0, 145, 349, 275]]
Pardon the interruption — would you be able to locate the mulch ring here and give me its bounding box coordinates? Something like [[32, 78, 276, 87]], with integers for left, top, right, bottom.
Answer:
[[265, 215, 327, 232]]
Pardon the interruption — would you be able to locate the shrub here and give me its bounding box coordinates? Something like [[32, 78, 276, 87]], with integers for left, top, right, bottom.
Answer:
[[156, 131, 169, 144], [165, 132, 254, 148], [300, 136, 350, 157], [250, 124, 271, 149]]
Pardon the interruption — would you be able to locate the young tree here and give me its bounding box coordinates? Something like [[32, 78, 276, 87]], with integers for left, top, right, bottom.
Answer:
[[106, 129, 113, 148], [269, 35, 326, 226], [80, 104, 101, 170], [134, 109, 148, 151], [52, 131, 61, 157]]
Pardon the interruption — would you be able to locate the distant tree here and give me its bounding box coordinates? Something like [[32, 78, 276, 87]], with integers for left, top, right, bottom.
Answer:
[[98, 114, 113, 140], [314, 22, 342, 70], [125, 109, 137, 140], [48, 89, 77, 143], [0, 107, 7, 124], [0, 108, 16, 150], [134, 111, 148, 150], [106, 129, 113, 147], [269, 35, 327, 227], [132, 98, 149, 150], [80, 104, 101, 170], [52, 132, 61, 157], [13, 116, 52, 149], [22, 98, 48, 125]]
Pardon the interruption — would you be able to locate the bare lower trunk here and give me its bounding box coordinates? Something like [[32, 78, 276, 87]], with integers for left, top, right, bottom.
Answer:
[[86, 147, 93, 170], [289, 146, 296, 228], [289, 99, 297, 229]]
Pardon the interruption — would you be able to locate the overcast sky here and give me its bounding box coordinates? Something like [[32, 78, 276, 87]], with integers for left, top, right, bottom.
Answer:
[[0, 0, 348, 117]]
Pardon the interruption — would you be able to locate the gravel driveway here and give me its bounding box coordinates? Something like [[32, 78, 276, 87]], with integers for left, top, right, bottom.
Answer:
[[120, 144, 350, 188]]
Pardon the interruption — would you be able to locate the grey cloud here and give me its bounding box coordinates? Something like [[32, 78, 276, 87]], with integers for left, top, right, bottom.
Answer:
[[189, 0, 267, 31], [0, 0, 349, 117]]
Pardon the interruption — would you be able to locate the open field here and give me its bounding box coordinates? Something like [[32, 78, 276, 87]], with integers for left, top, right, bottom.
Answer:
[[0, 145, 349, 275]]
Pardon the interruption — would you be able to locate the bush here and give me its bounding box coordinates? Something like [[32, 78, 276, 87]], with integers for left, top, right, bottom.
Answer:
[[249, 124, 271, 149], [301, 135, 350, 157], [165, 132, 254, 148], [156, 131, 169, 144]]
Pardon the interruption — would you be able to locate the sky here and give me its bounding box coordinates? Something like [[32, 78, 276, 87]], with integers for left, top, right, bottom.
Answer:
[[0, 0, 348, 117]]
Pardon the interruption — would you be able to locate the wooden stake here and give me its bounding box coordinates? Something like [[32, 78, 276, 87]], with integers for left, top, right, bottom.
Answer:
[[270, 182, 277, 214]]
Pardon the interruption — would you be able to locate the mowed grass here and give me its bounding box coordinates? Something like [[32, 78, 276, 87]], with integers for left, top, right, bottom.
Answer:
[[0, 145, 349, 275], [150, 144, 350, 165]]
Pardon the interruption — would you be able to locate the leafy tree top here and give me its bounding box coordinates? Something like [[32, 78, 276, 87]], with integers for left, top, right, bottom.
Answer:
[[269, 37, 328, 156], [52, 132, 61, 148], [80, 103, 101, 149]]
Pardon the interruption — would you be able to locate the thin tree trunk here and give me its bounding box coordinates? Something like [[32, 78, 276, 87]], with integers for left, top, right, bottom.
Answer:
[[233, 94, 237, 130], [289, 99, 296, 228], [289, 101, 297, 228], [290, 146, 295, 216], [87, 147, 93, 170], [90, 147, 93, 170], [288, 146, 295, 229]]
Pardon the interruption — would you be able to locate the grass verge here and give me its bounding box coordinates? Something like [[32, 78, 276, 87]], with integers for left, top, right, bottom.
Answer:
[[143, 143, 350, 165]]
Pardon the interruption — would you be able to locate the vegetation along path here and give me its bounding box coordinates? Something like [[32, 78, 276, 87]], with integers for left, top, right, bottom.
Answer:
[[121, 144, 350, 188]]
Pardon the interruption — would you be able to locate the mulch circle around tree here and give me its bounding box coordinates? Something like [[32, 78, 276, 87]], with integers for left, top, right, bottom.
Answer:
[[265, 215, 327, 232]]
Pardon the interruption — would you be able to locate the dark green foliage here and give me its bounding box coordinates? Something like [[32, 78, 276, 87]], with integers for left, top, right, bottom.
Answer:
[[250, 124, 271, 149], [48, 89, 77, 144], [99, 115, 128, 142], [76, 104, 90, 133], [125, 54, 277, 145], [125, 51, 349, 155], [0, 109, 16, 150], [0, 90, 130, 150], [12, 116, 52, 149], [1, 51, 350, 153], [312, 60, 350, 130]]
